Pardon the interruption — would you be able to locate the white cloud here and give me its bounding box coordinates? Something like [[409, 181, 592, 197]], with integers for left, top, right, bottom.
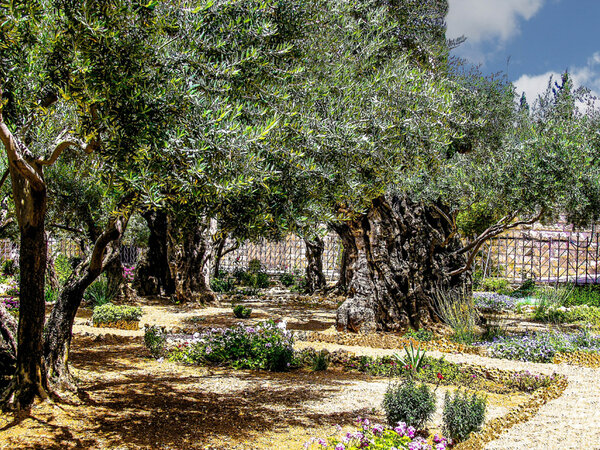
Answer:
[[513, 71, 560, 104], [513, 54, 600, 110], [447, 0, 545, 43]]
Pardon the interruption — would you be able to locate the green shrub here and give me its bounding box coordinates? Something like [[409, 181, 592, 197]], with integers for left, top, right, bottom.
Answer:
[[309, 349, 330, 371], [382, 379, 436, 429], [92, 303, 143, 324], [434, 288, 478, 344], [144, 325, 166, 358], [405, 328, 434, 342], [210, 276, 235, 293], [442, 390, 487, 442], [45, 287, 59, 304], [511, 279, 536, 298], [248, 258, 262, 273], [254, 271, 270, 288], [85, 278, 118, 307], [481, 277, 511, 295], [1, 259, 16, 276], [170, 320, 294, 371], [54, 254, 73, 286], [232, 304, 252, 319], [562, 284, 600, 307], [280, 272, 295, 287]]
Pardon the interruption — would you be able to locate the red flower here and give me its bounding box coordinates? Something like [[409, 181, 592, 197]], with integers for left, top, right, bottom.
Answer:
[[437, 373, 443, 380]]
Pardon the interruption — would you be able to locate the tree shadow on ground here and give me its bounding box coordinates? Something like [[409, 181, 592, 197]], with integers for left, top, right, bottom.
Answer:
[[66, 336, 378, 449]]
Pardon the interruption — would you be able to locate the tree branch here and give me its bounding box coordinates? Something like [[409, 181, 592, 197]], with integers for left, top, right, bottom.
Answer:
[[0, 87, 45, 190], [40, 135, 99, 167], [448, 209, 544, 277], [48, 223, 85, 235]]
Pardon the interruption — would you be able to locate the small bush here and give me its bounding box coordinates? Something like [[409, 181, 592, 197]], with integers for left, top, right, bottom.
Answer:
[[144, 325, 166, 358], [169, 320, 294, 371], [232, 304, 252, 319], [280, 272, 295, 287], [248, 258, 263, 273], [309, 349, 330, 371], [211, 276, 235, 293], [405, 328, 435, 342], [85, 278, 118, 307], [480, 277, 512, 295], [382, 379, 436, 429], [473, 292, 517, 313], [45, 287, 59, 304], [92, 303, 143, 324], [511, 279, 536, 298], [1, 259, 16, 276], [434, 288, 478, 344], [442, 390, 487, 442]]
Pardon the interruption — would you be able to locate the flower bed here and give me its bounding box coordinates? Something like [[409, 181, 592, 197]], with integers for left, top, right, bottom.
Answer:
[[481, 329, 600, 363], [163, 320, 295, 371]]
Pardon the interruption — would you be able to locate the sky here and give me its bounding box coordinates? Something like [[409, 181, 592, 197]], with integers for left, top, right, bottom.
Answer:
[[446, 0, 600, 103]]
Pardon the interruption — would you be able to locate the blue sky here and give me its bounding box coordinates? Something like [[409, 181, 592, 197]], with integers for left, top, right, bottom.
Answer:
[[446, 0, 600, 103]]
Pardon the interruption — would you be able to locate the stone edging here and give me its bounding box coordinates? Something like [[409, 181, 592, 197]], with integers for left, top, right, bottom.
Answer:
[[93, 320, 140, 330], [296, 330, 485, 356], [456, 375, 568, 449], [553, 351, 600, 368]]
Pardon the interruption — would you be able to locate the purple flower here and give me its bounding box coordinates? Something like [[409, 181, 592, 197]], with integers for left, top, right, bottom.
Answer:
[[335, 444, 345, 450]]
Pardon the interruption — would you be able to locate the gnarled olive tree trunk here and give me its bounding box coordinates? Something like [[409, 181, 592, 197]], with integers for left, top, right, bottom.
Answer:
[[304, 236, 326, 294], [335, 195, 469, 333], [44, 219, 125, 389], [171, 218, 217, 304], [329, 221, 358, 295], [133, 210, 175, 297]]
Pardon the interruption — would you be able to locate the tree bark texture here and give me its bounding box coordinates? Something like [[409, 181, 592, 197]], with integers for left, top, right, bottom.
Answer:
[[329, 221, 358, 295], [44, 232, 123, 389], [171, 218, 217, 304], [0, 303, 17, 389], [6, 162, 49, 408], [133, 210, 175, 297], [304, 236, 326, 294], [335, 195, 469, 333]]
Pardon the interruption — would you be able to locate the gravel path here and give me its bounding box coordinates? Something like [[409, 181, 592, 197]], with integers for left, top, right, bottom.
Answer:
[[296, 341, 600, 449]]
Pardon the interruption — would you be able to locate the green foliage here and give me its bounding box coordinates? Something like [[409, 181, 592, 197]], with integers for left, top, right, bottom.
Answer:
[[92, 304, 142, 325], [480, 278, 512, 295], [169, 320, 294, 371], [144, 326, 166, 358], [456, 202, 498, 238], [54, 254, 73, 286], [561, 285, 600, 307], [382, 379, 436, 429], [434, 288, 478, 344], [503, 371, 556, 393], [405, 329, 435, 342], [84, 278, 118, 308], [232, 304, 252, 319], [393, 342, 427, 376], [442, 390, 487, 442], [248, 259, 263, 273], [0, 260, 16, 276], [511, 279, 537, 298], [44, 287, 59, 304], [280, 272, 295, 287], [536, 304, 600, 326], [308, 349, 330, 372], [210, 276, 235, 293]]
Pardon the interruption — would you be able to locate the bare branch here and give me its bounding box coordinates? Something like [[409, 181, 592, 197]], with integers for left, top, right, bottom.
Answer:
[[448, 209, 544, 277], [48, 223, 85, 235], [40, 135, 99, 167]]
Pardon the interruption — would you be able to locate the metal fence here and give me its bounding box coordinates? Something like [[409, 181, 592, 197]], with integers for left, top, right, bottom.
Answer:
[[2, 226, 600, 285], [473, 228, 600, 285], [220, 233, 342, 280]]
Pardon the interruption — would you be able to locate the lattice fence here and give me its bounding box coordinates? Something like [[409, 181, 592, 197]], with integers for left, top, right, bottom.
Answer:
[[473, 227, 600, 284], [220, 233, 342, 280]]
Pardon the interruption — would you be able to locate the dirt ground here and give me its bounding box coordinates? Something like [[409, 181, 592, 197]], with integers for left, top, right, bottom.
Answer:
[[0, 294, 528, 449]]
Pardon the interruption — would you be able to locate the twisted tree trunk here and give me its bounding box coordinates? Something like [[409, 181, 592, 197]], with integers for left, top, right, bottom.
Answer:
[[44, 220, 125, 389], [133, 210, 175, 296], [329, 221, 358, 295], [336, 195, 469, 333], [304, 236, 326, 294], [172, 218, 217, 304], [0, 303, 17, 390]]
